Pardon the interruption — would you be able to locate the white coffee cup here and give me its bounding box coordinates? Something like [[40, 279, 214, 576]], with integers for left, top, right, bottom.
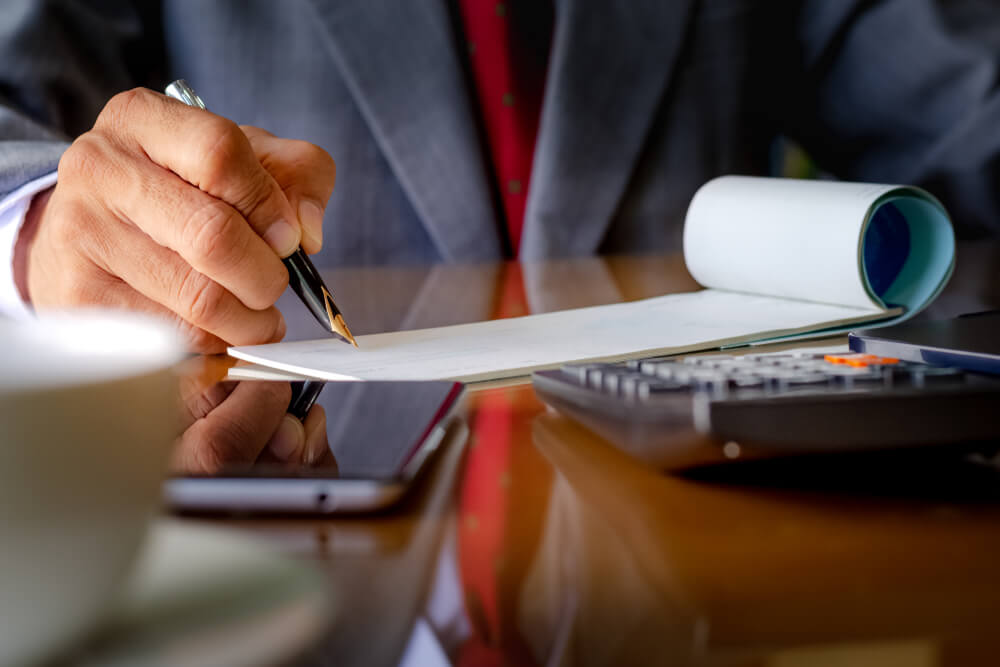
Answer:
[[0, 310, 184, 664]]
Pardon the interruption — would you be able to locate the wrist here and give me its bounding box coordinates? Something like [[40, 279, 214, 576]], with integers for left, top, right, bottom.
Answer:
[[13, 186, 54, 307]]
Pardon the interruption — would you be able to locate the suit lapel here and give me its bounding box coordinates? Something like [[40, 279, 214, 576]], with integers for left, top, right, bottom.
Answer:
[[304, 0, 503, 261], [521, 0, 697, 259]]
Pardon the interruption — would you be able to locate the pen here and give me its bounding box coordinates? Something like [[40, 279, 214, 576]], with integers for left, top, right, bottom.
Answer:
[[289, 380, 325, 421], [164, 79, 358, 347]]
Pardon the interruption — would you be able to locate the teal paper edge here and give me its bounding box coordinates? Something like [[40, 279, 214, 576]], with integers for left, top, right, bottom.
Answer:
[[857, 187, 956, 323], [727, 186, 956, 348]]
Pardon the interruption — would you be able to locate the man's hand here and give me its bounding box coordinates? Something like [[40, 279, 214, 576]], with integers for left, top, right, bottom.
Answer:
[[17, 88, 336, 353], [172, 378, 333, 474]]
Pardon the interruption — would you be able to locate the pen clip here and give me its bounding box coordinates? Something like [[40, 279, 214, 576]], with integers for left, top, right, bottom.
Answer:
[[165, 80, 207, 110]]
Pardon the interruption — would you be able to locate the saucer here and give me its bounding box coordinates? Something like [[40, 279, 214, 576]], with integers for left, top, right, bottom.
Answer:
[[69, 519, 332, 666]]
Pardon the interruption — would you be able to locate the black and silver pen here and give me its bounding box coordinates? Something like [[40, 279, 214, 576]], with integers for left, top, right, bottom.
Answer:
[[164, 79, 358, 347], [289, 380, 325, 421]]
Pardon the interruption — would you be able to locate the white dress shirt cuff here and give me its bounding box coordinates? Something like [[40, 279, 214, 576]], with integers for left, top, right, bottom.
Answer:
[[0, 171, 59, 320]]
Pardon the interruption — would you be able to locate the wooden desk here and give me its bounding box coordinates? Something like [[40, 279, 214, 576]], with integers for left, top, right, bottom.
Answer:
[[182, 241, 1000, 667]]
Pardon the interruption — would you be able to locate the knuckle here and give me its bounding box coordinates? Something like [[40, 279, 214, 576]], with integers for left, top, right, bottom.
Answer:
[[260, 265, 289, 306], [294, 140, 325, 163], [48, 200, 89, 246], [179, 270, 227, 326], [309, 143, 337, 187], [292, 141, 337, 185], [197, 120, 246, 189], [58, 135, 106, 181], [183, 323, 225, 354], [230, 168, 275, 217], [97, 87, 148, 132], [195, 429, 239, 473], [60, 268, 113, 307], [314, 144, 337, 175], [182, 200, 243, 270], [199, 410, 272, 470]]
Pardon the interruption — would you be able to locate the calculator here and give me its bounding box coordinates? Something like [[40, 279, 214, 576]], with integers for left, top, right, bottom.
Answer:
[[531, 352, 1000, 468]]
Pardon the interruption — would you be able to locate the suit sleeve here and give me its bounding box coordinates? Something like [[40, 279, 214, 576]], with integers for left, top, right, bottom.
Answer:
[[786, 0, 1000, 238], [0, 0, 161, 198]]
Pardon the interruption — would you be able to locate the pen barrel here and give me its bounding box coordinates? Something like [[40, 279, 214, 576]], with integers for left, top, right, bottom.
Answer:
[[284, 249, 342, 330], [289, 381, 325, 420]]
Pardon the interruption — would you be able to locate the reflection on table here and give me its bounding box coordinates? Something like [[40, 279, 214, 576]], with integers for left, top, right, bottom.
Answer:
[[184, 242, 1000, 666]]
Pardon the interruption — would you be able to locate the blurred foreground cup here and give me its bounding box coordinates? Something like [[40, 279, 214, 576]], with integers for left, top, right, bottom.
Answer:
[[0, 311, 184, 664]]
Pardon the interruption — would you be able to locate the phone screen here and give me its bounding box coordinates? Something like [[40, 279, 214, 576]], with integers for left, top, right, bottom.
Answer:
[[876, 312, 1000, 355], [171, 380, 464, 481]]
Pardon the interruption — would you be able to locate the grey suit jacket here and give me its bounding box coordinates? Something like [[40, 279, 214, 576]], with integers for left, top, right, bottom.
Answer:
[[2, 0, 999, 271]]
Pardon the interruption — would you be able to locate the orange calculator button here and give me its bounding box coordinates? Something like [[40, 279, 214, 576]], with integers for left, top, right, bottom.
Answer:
[[824, 354, 871, 365], [823, 353, 898, 368]]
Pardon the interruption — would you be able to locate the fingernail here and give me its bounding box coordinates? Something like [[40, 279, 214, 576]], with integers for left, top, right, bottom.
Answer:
[[304, 411, 328, 465], [272, 312, 287, 342], [298, 199, 325, 249], [274, 316, 288, 343], [268, 414, 305, 462], [263, 219, 300, 257]]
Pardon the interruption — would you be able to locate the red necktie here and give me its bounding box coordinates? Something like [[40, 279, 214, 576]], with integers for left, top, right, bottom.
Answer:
[[456, 265, 552, 666], [458, 1, 551, 255]]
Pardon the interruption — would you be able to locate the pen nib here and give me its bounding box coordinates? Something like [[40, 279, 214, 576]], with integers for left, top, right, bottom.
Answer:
[[322, 286, 359, 347], [334, 314, 359, 348]]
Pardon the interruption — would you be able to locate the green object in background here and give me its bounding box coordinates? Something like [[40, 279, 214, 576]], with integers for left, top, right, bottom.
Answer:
[[773, 137, 819, 180]]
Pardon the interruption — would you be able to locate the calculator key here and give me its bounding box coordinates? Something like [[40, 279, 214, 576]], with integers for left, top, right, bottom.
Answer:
[[637, 380, 690, 399], [792, 359, 836, 370], [824, 353, 899, 368], [648, 361, 682, 377], [560, 364, 595, 384], [605, 371, 645, 394], [638, 361, 661, 375], [849, 356, 898, 368], [652, 364, 675, 379], [730, 375, 766, 389], [754, 354, 797, 366], [585, 368, 606, 388], [601, 372, 622, 393], [824, 353, 868, 364], [664, 367, 698, 383], [684, 354, 735, 367], [689, 368, 726, 380], [619, 374, 646, 397]]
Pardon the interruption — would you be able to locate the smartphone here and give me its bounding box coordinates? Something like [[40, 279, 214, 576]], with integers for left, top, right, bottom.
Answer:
[[165, 380, 466, 514], [849, 311, 1000, 375]]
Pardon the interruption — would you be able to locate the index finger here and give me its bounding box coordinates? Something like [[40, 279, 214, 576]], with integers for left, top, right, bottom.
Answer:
[[241, 126, 336, 255], [97, 88, 302, 258]]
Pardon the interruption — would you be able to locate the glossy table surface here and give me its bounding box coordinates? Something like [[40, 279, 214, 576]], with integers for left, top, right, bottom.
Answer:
[[180, 241, 1000, 667]]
